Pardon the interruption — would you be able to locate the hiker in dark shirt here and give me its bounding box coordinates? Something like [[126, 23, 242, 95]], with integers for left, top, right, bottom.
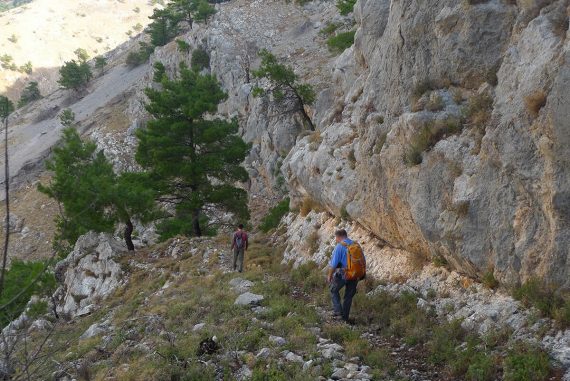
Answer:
[[231, 224, 248, 272]]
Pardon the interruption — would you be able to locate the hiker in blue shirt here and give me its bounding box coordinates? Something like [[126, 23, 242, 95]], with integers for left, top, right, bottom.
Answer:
[[327, 229, 364, 323]]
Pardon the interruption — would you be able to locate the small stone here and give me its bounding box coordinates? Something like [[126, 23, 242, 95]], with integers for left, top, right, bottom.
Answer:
[[322, 348, 343, 360], [269, 335, 287, 346], [360, 365, 371, 373], [80, 322, 107, 339], [285, 352, 304, 363], [256, 347, 270, 359], [252, 306, 270, 315], [303, 360, 313, 371], [192, 323, 205, 332], [229, 278, 254, 293], [331, 367, 349, 380], [332, 359, 345, 368], [344, 363, 359, 372], [311, 365, 323, 376]]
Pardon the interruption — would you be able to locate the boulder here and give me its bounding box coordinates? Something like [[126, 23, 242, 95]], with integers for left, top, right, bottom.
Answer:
[[234, 292, 264, 306], [229, 278, 254, 293], [269, 335, 287, 346], [54, 232, 125, 318]]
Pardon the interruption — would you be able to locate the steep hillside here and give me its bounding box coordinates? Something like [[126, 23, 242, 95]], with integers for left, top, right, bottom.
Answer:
[[0, 0, 569, 378], [0, 0, 156, 98], [4, 233, 565, 380]]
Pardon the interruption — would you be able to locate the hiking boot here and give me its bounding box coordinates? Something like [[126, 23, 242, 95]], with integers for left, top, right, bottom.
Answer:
[[343, 318, 356, 326], [331, 313, 343, 321]]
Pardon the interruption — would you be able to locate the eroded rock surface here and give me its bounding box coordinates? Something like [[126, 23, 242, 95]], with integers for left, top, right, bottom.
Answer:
[[54, 232, 125, 318]]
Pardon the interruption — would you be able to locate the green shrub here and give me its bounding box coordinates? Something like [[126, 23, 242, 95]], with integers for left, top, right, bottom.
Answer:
[[553, 299, 570, 328], [18, 81, 41, 107], [466, 352, 497, 381], [503, 343, 551, 381], [260, 198, 290, 232], [126, 42, 155, 67], [513, 279, 559, 317], [327, 30, 356, 55], [0, 260, 56, 327], [191, 48, 210, 71], [319, 22, 340, 37], [482, 270, 499, 290], [427, 319, 465, 365], [176, 39, 191, 53], [27, 300, 48, 319], [336, 0, 357, 15]]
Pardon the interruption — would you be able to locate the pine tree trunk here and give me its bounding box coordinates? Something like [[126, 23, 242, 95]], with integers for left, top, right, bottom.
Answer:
[[124, 219, 135, 251], [0, 116, 9, 297], [192, 209, 202, 237]]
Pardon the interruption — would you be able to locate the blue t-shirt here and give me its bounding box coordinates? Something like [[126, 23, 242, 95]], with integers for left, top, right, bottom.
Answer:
[[329, 238, 354, 269]]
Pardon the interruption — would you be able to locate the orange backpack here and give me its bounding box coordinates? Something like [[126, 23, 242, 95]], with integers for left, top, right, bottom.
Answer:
[[341, 241, 366, 281]]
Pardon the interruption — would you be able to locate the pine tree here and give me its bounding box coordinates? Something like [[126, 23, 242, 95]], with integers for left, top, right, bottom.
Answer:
[[39, 128, 156, 252], [0, 96, 14, 298], [252, 49, 316, 130], [95, 56, 107, 75], [171, 0, 216, 28], [136, 63, 250, 239], [38, 128, 117, 253], [58, 60, 92, 91], [147, 7, 181, 47], [18, 81, 41, 107]]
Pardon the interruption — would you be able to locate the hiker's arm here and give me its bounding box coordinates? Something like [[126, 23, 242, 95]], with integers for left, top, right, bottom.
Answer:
[[327, 266, 335, 283], [327, 244, 341, 283]]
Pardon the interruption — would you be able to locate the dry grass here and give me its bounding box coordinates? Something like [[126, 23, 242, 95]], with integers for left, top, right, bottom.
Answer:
[[299, 197, 322, 217], [403, 118, 462, 166], [524, 90, 547, 118]]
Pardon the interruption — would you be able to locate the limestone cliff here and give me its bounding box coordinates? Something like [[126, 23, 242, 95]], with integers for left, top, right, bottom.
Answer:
[[283, 0, 570, 290]]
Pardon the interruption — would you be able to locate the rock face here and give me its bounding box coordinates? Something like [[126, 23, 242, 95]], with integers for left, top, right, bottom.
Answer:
[[150, 0, 569, 290], [280, 0, 570, 290], [54, 232, 125, 318]]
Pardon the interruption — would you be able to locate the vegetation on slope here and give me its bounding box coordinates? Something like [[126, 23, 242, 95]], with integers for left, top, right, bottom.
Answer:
[[12, 235, 558, 380]]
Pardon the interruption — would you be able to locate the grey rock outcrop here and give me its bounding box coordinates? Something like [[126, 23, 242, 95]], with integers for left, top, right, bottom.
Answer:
[[280, 0, 570, 290], [54, 232, 125, 318]]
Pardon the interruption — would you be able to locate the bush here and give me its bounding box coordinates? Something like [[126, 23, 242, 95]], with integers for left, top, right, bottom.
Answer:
[[465, 93, 493, 129], [403, 118, 462, 166], [299, 197, 321, 217], [18, 81, 41, 107], [191, 48, 210, 71], [336, 0, 357, 15], [126, 42, 155, 67], [18, 61, 32, 74], [327, 30, 356, 55], [319, 22, 340, 37], [482, 270, 499, 290], [513, 278, 569, 327], [426, 93, 445, 112], [410, 80, 438, 110], [0, 261, 56, 327], [524, 90, 547, 118], [503, 343, 551, 381], [466, 352, 497, 381], [58, 60, 92, 90], [260, 198, 290, 232]]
